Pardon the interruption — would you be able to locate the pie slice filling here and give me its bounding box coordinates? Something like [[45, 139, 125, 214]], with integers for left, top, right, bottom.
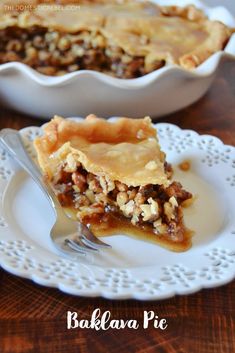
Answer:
[[34, 115, 193, 252]]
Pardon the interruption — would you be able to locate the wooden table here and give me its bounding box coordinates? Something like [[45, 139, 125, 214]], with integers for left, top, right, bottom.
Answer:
[[0, 58, 234, 353]]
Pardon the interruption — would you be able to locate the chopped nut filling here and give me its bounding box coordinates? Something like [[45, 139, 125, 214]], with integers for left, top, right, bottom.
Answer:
[[52, 160, 192, 240], [0, 27, 163, 78]]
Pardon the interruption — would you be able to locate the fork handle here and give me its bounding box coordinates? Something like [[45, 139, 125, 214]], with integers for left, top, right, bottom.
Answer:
[[0, 128, 60, 208]]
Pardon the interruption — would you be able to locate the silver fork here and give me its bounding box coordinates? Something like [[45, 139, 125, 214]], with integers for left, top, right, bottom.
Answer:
[[0, 128, 111, 256]]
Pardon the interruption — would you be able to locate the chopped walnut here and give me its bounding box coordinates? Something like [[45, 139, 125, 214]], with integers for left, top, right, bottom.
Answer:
[[85, 189, 96, 204], [57, 37, 71, 51], [169, 196, 178, 208], [6, 39, 22, 52], [131, 214, 139, 225], [71, 171, 87, 192], [25, 47, 38, 60], [64, 153, 80, 173], [77, 203, 104, 222], [164, 202, 175, 221], [99, 176, 115, 194], [115, 181, 128, 192], [87, 174, 102, 193], [120, 200, 135, 217], [72, 185, 80, 193], [153, 218, 162, 228], [148, 197, 159, 218], [140, 204, 152, 221], [95, 192, 108, 205], [74, 194, 90, 208], [38, 50, 51, 62], [134, 192, 146, 206], [165, 182, 192, 203], [153, 218, 168, 235], [116, 192, 129, 207], [127, 189, 137, 200], [140, 197, 159, 222], [131, 206, 142, 225]]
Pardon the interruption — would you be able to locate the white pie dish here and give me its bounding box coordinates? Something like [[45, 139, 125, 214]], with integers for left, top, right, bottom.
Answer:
[[0, 0, 234, 119], [0, 119, 235, 300]]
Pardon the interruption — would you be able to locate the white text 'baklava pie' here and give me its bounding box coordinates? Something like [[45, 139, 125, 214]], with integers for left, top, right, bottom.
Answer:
[[34, 115, 193, 252]]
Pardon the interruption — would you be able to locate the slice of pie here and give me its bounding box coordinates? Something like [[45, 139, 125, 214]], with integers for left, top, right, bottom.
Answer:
[[0, 0, 232, 78], [34, 115, 193, 251]]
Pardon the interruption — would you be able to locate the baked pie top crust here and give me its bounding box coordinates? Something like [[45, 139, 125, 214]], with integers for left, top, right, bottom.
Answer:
[[34, 115, 169, 187], [1, 1, 232, 70]]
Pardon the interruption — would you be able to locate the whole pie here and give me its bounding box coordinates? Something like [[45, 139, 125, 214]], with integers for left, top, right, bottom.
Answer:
[[34, 115, 193, 251], [0, 0, 232, 78]]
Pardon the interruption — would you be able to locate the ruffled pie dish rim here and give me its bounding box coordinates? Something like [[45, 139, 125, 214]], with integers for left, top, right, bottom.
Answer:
[[0, 0, 234, 88], [0, 118, 235, 300]]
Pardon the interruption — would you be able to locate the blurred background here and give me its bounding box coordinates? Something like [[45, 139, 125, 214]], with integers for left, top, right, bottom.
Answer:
[[204, 0, 235, 14]]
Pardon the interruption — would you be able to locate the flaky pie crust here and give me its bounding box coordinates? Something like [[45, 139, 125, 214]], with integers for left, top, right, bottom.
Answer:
[[34, 115, 169, 187]]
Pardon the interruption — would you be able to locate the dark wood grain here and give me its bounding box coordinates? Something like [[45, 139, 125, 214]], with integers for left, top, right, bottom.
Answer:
[[0, 58, 235, 353]]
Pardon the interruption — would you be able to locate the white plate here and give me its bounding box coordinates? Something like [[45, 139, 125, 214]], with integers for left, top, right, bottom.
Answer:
[[0, 121, 235, 300], [0, 0, 234, 119]]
